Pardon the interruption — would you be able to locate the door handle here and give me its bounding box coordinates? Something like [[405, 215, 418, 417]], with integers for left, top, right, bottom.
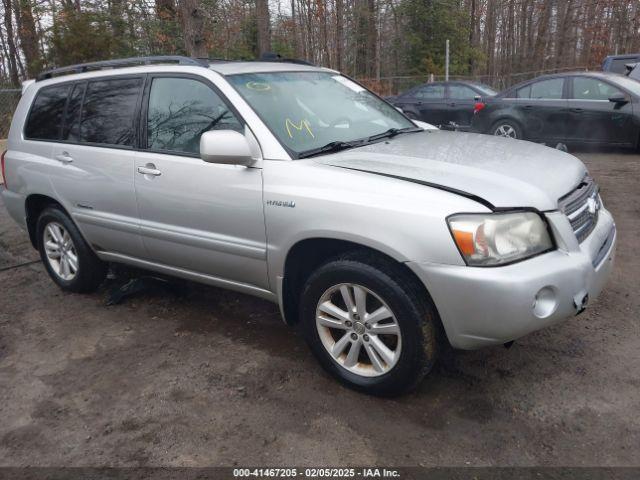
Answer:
[[570, 108, 584, 113], [137, 165, 162, 176], [523, 105, 534, 110], [54, 152, 73, 164]]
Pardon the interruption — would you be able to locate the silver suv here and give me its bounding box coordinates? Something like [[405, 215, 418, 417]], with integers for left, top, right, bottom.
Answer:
[[1, 56, 616, 395]]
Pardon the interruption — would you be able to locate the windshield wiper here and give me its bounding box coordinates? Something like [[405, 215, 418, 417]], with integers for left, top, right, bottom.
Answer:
[[298, 140, 362, 159], [367, 127, 422, 142]]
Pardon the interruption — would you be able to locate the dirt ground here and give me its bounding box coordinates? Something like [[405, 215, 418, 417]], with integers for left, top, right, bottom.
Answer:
[[0, 148, 638, 467]]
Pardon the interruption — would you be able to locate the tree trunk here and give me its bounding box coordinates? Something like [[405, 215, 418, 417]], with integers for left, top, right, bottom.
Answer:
[[2, 0, 20, 85], [335, 0, 344, 70], [256, 0, 271, 56], [179, 0, 208, 58]]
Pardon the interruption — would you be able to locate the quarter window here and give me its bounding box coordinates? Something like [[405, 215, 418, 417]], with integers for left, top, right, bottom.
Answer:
[[80, 77, 143, 146], [25, 84, 71, 140], [146, 77, 242, 155], [572, 77, 622, 101]]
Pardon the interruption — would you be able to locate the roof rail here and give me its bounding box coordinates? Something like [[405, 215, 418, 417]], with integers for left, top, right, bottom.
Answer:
[[259, 52, 315, 66], [36, 56, 208, 82]]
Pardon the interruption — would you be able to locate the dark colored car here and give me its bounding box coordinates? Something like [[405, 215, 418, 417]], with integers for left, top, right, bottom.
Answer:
[[602, 54, 640, 74], [387, 81, 497, 130], [471, 72, 640, 149]]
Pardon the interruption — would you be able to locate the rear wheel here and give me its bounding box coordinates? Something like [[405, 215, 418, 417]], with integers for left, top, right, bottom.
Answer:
[[37, 207, 107, 293], [299, 252, 439, 396], [491, 119, 523, 139]]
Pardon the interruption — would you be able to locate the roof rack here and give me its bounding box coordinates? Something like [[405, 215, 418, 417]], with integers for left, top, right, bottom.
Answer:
[[36, 56, 208, 81], [259, 52, 314, 66]]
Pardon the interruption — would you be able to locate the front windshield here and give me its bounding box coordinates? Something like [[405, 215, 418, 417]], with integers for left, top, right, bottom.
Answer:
[[227, 71, 416, 156]]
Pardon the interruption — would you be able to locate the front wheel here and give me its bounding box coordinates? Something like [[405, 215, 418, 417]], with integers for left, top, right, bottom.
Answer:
[[491, 119, 523, 139], [299, 252, 439, 396]]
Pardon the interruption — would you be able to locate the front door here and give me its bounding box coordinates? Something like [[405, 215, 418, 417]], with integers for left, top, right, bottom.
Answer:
[[133, 75, 268, 290], [446, 83, 478, 128], [513, 77, 568, 143], [566, 76, 636, 145]]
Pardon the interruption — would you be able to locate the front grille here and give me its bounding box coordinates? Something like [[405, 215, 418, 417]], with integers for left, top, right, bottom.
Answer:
[[558, 176, 600, 243]]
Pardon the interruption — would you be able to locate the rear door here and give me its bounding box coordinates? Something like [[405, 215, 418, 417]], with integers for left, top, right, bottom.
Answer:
[[48, 76, 146, 258], [446, 83, 479, 128], [514, 77, 568, 143], [566, 76, 636, 146], [133, 75, 268, 290]]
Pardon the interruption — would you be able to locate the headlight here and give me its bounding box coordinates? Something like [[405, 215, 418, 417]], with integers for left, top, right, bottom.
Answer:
[[447, 211, 553, 266]]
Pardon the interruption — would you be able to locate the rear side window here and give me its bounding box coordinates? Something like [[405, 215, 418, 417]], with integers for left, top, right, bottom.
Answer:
[[25, 84, 71, 140], [80, 78, 143, 146], [529, 78, 564, 99], [414, 84, 444, 99]]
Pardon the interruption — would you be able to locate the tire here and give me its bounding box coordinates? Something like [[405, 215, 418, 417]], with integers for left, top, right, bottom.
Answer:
[[491, 119, 523, 139], [299, 251, 439, 396], [36, 206, 107, 293]]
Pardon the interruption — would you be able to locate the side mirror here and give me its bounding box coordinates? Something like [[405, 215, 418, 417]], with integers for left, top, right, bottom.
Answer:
[[199, 130, 254, 166], [395, 106, 404, 113], [609, 93, 629, 104]]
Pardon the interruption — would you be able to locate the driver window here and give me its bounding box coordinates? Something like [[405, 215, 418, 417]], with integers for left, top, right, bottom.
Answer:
[[146, 77, 242, 155], [572, 77, 622, 100]]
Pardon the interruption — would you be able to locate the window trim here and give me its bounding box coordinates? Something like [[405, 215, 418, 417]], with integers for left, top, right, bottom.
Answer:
[[139, 72, 247, 159]]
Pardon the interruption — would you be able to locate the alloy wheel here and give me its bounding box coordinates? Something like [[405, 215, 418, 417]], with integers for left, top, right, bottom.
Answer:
[[315, 283, 402, 377], [43, 221, 78, 281], [494, 124, 518, 138]]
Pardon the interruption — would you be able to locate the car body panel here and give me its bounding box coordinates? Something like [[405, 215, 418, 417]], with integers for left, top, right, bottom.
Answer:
[[313, 130, 586, 211]]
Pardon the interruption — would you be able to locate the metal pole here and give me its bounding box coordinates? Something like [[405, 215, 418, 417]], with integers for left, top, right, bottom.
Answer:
[[445, 39, 450, 81]]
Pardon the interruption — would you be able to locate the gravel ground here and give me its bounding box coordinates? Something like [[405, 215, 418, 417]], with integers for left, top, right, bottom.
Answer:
[[0, 148, 638, 467]]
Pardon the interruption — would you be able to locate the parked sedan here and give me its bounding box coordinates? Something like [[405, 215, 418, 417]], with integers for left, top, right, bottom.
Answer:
[[471, 72, 640, 149], [387, 81, 497, 130]]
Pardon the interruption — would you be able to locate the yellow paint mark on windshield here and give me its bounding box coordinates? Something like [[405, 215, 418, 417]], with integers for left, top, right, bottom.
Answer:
[[246, 81, 271, 91], [286, 119, 315, 139]]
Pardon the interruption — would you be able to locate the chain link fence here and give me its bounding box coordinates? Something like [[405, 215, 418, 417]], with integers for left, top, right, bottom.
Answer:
[[1, 89, 21, 139], [359, 66, 591, 97]]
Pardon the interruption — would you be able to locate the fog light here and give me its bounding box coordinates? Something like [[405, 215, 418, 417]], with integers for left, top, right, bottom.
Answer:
[[533, 286, 558, 318]]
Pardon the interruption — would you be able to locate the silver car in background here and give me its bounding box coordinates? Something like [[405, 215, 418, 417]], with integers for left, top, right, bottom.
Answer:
[[0, 56, 616, 395]]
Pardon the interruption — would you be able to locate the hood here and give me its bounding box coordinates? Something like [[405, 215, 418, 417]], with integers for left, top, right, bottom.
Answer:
[[314, 130, 586, 211]]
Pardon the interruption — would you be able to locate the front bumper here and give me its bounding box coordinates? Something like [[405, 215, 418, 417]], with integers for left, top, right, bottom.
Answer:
[[408, 208, 616, 349]]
